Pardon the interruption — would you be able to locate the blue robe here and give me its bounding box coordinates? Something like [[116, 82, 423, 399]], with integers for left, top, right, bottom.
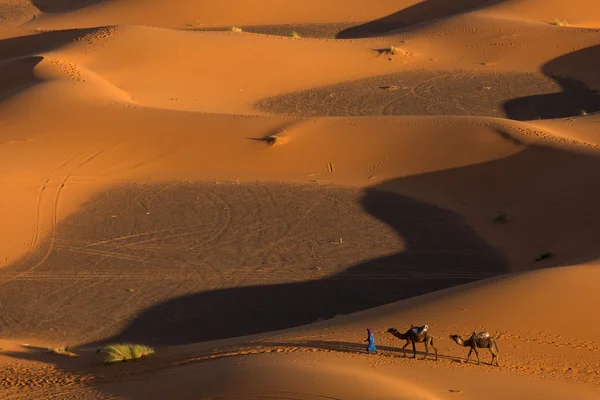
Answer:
[[366, 332, 377, 353]]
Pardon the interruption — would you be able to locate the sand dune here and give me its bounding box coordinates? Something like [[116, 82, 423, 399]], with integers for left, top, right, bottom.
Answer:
[[482, 0, 600, 27], [1, 0, 599, 399]]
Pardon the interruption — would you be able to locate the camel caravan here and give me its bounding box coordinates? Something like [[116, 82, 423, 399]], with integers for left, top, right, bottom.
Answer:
[[366, 325, 500, 366]]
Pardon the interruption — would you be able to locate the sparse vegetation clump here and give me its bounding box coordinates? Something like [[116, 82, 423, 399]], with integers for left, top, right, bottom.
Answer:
[[549, 19, 568, 27], [231, 26, 243, 33], [290, 31, 300, 38], [101, 343, 155, 364], [48, 346, 78, 357]]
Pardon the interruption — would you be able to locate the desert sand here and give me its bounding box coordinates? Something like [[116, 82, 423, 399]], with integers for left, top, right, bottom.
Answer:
[[0, 1, 599, 399]]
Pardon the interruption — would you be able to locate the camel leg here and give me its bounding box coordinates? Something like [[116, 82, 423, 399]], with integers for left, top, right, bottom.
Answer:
[[432, 341, 438, 361], [422, 341, 429, 360], [411, 340, 417, 358], [491, 352, 499, 366], [402, 341, 409, 357], [473, 347, 480, 365], [465, 348, 472, 363]]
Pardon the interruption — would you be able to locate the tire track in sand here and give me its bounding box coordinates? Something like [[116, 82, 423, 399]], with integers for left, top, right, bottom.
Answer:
[[1, 142, 123, 287]]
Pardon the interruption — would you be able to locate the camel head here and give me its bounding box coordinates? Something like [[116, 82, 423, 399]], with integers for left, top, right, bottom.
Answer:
[[387, 328, 399, 334], [449, 334, 463, 344]]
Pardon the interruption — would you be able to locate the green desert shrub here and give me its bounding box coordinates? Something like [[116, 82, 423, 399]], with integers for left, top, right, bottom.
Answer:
[[101, 343, 155, 364]]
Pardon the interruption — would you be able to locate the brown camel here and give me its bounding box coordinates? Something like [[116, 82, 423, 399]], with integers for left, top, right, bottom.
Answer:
[[450, 333, 499, 366], [387, 326, 438, 360]]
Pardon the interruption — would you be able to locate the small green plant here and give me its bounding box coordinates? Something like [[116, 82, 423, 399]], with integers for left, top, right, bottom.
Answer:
[[549, 19, 568, 27], [231, 26, 242, 33], [494, 213, 509, 223], [580, 109, 588, 116], [290, 31, 300, 38], [101, 344, 155, 364], [535, 252, 554, 262]]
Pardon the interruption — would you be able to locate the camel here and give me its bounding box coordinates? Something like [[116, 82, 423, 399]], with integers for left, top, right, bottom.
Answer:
[[387, 326, 438, 360], [449, 332, 500, 366]]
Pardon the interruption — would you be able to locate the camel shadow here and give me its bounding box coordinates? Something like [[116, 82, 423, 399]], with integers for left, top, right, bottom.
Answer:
[[503, 44, 600, 120], [336, 0, 501, 39]]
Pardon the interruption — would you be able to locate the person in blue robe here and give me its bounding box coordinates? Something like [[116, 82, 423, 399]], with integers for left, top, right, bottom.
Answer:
[[365, 328, 377, 354]]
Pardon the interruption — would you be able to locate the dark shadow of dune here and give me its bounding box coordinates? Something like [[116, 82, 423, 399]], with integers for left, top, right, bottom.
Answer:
[[31, 0, 101, 13], [0, 181, 507, 347], [254, 69, 562, 118], [503, 45, 600, 120], [86, 187, 506, 346], [0, 56, 43, 102], [88, 143, 600, 348], [0, 28, 98, 61], [4, 139, 600, 397], [337, 0, 502, 39]]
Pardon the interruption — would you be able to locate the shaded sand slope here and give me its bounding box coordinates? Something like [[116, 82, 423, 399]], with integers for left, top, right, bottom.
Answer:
[[481, 0, 600, 27], [255, 69, 568, 118], [77, 138, 600, 347], [0, 78, 531, 267], [36, 26, 418, 114], [336, 0, 503, 38], [1, 125, 600, 346], [504, 44, 600, 119], [27, 0, 414, 29], [2, 264, 599, 399]]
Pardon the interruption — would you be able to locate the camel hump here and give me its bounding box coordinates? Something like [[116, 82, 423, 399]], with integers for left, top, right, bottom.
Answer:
[[411, 324, 429, 335], [471, 331, 490, 340]]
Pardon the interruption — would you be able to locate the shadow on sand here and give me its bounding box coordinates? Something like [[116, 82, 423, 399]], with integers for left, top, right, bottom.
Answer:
[[31, 0, 100, 13], [4, 138, 600, 397], [85, 185, 506, 347], [503, 44, 600, 120], [336, 0, 501, 39], [0, 28, 100, 61]]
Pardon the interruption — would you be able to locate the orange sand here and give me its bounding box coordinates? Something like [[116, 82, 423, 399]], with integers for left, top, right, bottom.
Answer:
[[1, 1, 599, 399]]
